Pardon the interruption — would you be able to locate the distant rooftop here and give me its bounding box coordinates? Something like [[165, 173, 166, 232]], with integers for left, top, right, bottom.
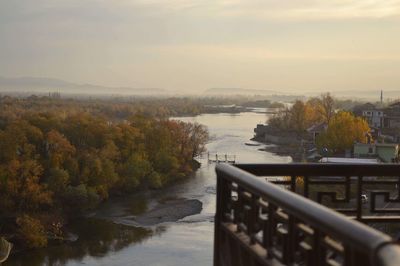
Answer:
[[307, 122, 327, 133], [389, 101, 400, 108]]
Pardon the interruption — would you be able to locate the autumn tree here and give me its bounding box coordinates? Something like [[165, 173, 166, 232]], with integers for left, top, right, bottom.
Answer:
[[316, 111, 370, 154], [268, 94, 336, 137], [188, 122, 209, 158], [0, 98, 210, 248], [46, 129, 75, 168], [118, 153, 152, 191], [289, 101, 308, 134], [1, 159, 52, 212], [268, 108, 291, 130], [305, 98, 324, 124], [319, 93, 335, 124]]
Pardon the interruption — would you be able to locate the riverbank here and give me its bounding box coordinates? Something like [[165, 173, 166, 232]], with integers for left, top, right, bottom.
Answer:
[[1, 158, 203, 259], [252, 124, 311, 162], [257, 144, 304, 162], [134, 198, 202, 226]]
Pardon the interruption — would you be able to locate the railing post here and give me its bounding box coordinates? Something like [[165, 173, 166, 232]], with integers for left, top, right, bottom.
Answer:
[[265, 203, 276, 259], [357, 176, 363, 221], [285, 215, 296, 264], [345, 176, 350, 202], [214, 170, 229, 266], [313, 230, 325, 266], [290, 175, 296, 192], [248, 194, 259, 244], [304, 176, 309, 198], [214, 175, 221, 266]]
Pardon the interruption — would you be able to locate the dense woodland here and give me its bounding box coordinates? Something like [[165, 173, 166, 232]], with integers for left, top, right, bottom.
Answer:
[[0, 95, 284, 120], [0, 94, 369, 250], [0, 96, 209, 249]]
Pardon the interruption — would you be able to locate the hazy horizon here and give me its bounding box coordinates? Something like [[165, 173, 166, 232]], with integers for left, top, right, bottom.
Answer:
[[1, 1, 400, 93]]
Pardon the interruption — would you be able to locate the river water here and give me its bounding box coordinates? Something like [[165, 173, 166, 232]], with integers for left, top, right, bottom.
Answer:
[[5, 111, 291, 266]]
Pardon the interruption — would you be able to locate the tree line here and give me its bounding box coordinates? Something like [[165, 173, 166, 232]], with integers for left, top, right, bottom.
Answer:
[[0, 95, 284, 120], [0, 100, 208, 249], [268, 93, 370, 154]]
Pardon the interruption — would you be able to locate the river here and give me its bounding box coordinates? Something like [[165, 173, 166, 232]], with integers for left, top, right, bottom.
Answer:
[[5, 111, 291, 266]]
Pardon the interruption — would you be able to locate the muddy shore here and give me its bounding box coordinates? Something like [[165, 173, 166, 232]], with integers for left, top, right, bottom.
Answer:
[[134, 199, 203, 226]]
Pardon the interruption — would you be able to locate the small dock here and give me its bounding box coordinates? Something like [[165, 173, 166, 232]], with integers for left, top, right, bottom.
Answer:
[[207, 152, 236, 164]]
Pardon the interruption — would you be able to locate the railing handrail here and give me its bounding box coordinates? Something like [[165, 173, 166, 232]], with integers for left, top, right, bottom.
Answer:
[[235, 163, 400, 176], [215, 163, 400, 265]]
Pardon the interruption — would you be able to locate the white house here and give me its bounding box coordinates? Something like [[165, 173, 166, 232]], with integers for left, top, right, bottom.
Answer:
[[362, 109, 384, 128]]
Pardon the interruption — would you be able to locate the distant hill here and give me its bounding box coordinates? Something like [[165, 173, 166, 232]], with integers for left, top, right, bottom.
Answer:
[[305, 89, 400, 101], [331, 90, 400, 101], [0, 76, 166, 96], [204, 88, 280, 95], [203, 88, 305, 102]]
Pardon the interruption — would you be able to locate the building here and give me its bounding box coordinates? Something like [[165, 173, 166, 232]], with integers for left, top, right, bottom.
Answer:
[[253, 124, 300, 145], [306, 122, 327, 144], [253, 124, 269, 139], [354, 102, 384, 129], [383, 102, 400, 129], [353, 102, 375, 116], [362, 106, 384, 128], [355, 102, 400, 142], [353, 142, 399, 163], [48, 91, 61, 99]]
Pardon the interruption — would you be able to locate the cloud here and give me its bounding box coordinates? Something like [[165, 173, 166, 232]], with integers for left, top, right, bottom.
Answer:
[[217, 0, 400, 20], [2, 1, 400, 27], [1, 0, 400, 91], [121, 0, 400, 20]]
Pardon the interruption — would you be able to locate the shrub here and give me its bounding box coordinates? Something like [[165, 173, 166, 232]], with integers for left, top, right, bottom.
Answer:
[[16, 215, 47, 248]]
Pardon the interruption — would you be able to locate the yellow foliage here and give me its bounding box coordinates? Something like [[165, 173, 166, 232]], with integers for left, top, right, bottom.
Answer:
[[317, 111, 370, 153]]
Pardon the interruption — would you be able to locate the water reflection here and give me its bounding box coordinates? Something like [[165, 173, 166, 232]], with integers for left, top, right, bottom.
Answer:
[[5, 218, 161, 266]]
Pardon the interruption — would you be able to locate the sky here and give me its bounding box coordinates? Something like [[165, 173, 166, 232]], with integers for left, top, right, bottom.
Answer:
[[0, 0, 400, 93]]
